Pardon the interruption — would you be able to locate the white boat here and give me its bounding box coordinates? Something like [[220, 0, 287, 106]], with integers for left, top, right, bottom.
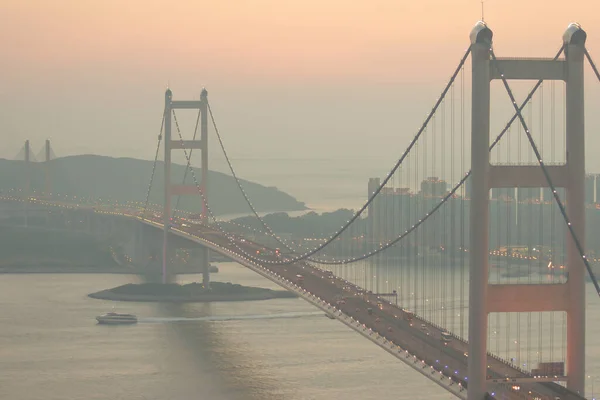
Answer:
[[96, 312, 138, 325]]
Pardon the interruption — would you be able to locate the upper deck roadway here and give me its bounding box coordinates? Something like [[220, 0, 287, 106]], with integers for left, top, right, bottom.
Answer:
[[2, 197, 586, 400]]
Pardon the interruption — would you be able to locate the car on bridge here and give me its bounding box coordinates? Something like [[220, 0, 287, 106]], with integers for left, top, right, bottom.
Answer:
[[441, 331, 452, 345]]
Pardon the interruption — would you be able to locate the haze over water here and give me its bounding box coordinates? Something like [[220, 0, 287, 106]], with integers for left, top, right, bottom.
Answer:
[[4, 264, 600, 400], [0, 265, 460, 400], [3, 167, 600, 399]]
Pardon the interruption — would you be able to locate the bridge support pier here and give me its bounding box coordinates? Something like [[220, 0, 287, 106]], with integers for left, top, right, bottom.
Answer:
[[162, 88, 209, 284], [129, 221, 175, 282], [468, 22, 493, 400], [92, 216, 115, 239], [564, 25, 587, 395], [187, 246, 211, 286]]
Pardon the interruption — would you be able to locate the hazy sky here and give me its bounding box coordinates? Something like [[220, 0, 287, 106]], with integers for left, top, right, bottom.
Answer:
[[2, 0, 600, 171]]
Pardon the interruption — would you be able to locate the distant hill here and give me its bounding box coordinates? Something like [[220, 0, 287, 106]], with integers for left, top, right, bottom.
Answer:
[[0, 155, 306, 215]]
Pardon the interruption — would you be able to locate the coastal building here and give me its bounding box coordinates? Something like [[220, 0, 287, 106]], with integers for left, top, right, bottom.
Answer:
[[491, 188, 515, 201], [365, 177, 600, 258], [420, 177, 447, 198]]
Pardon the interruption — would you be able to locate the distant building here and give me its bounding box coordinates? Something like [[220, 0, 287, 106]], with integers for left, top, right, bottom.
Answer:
[[367, 178, 381, 241], [539, 173, 596, 204], [367, 178, 380, 200], [491, 188, 515, 201], [517, 188, 541, 202], [363, 178, 600, 257], [542, 187, 566, 202], [420, 177, 447, 198], [367, 178, 415, 245]]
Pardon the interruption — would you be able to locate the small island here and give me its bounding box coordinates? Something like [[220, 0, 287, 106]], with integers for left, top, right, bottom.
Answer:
[[88, 282, 298, 303]]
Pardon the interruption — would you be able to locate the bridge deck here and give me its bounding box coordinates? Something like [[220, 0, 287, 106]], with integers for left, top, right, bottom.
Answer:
[[140, 215, 584, 400], [0, 196, 585, 400]]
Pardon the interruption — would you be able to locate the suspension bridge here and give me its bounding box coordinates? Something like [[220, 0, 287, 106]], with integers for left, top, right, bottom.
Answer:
[[3, 21, 600, 400]]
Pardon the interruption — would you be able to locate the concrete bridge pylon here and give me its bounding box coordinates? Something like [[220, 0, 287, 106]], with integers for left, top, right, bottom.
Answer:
[[162, 88, 211, 285], [468, 21, 588, 399]]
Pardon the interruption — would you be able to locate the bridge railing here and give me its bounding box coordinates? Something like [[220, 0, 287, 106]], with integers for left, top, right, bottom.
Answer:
[[340, 277, 537, 377]]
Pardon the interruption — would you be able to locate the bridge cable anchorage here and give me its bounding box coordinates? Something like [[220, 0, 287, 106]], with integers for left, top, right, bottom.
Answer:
[[203, 48, 473, 266], [199, 46, 566, 268], [491, 50, 600, 298], [142, 111, 165, 220], [172, 107, 202, 220]]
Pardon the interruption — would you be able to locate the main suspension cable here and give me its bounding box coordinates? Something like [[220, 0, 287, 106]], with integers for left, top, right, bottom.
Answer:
[[142, 112, 165, 218], [491, 50, 600, 297], [207, 101, 299, 253], [173, 46, 565, 268], [584, 49, 600, 83], [206, 48, 472, 264], [171, 110, 217, 226], [207, 46, 567, 266], [170, 110, 303, 266], [265, 46, 566, 265]]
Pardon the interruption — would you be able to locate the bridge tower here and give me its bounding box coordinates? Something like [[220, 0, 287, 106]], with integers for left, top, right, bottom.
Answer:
[[162, 88, 210, 284], [468, 22, 587, 399]]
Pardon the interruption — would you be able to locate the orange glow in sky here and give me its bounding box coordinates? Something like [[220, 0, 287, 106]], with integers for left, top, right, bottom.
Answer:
[[4, 0, 600, 82], [1, 0, 600, 163]]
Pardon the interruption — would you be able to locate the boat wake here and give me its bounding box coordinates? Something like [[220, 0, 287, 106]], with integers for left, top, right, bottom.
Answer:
[[139, 311, 324, 323]]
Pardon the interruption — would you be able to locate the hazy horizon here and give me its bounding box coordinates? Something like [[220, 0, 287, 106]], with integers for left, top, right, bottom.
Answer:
[[3, 0, 600, 173]]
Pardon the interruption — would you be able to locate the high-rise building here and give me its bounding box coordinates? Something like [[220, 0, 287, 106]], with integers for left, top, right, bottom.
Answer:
[[491, 187, 515, 200], [368, 178, 380, 200], [420, 177, 447, 197], [542, 187, 566, 202], [366, 178, 419, 243], [517, 188, 541, 202], [538, 174, 595, 204], [367, 178, 380, 242]]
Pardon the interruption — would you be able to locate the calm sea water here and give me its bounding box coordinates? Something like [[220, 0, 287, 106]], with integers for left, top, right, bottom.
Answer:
[[0, 265, 459, 400], [4, 159, 600, 399]]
